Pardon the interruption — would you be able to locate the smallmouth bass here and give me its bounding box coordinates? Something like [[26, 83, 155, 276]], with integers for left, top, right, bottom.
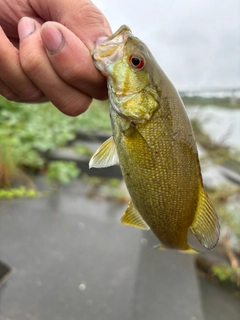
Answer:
[[90, 25, 220, 253]]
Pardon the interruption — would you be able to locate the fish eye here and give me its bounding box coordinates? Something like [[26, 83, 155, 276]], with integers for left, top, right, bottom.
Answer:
[[129, 54, 145, 69]]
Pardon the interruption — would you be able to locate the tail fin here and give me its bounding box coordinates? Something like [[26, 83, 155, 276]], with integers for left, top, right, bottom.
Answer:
[[155, 244, 199, 254], [178, 246, 199, 255]]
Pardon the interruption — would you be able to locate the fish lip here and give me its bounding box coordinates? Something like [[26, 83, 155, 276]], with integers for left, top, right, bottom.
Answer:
[[104, 25, 132, 42], [103, 25, 132, 42], [91, 25, 132, 63]]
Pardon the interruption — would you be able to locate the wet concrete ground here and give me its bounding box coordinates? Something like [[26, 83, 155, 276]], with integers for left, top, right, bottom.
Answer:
[[0, 179, 239, 320]]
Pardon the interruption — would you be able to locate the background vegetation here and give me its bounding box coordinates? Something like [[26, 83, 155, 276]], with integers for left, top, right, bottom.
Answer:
[[0, 94, 240, 286], [0, 96, 110, 188]]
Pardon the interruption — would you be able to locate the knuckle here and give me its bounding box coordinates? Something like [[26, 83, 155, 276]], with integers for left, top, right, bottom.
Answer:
[[79, 3, 106, 29], [60, 58, 89, 82], [56, 95, 92, 116], [1, 92, 20, 102], [20, 51, 42, 76], [21, 89, 45, 103], [0, 82, 19, 101], [0, 82, 45, 103]]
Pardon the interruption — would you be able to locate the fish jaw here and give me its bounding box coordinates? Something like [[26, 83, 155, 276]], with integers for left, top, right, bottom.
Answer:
[[92, 25, 160, 123], [91, 25, 131, 76]]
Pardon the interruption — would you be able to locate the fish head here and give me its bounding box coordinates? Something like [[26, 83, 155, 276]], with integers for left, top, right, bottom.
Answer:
[[92, 25, 160, 123]]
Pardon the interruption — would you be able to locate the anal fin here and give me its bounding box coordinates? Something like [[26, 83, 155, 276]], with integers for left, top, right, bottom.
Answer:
[[190, 188, 220, 250], [89, 136, 118, 168], [121, 201, 150, 230]]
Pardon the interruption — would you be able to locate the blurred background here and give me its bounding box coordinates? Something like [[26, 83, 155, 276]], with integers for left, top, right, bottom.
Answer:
[[97, 0, 240, 88], [0, 1, 240, 320]]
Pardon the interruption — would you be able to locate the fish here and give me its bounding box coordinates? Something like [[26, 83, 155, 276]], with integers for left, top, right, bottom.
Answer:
[[89, 25, 220, 253]]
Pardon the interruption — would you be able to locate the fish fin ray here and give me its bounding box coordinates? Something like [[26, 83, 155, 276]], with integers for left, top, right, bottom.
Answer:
[[178, 247, 199, 254], [135, 128, 152, 150], [89, 136, 119, 168], [121, 201, 150, 230], [154, 244, 166, 251], [190, 188, 220, 250], [134, 127, 160, 165], [155, 244, 199, 254]]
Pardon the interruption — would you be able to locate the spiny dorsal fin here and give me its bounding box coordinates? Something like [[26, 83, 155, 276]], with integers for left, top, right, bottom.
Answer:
[[190, 188, 220, 250], [121, 201, 150, 230], [89, 136, 119, 168]]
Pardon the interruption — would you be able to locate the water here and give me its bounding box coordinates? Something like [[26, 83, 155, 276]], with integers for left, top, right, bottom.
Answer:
[[186, 105, 240, 188], [187, 106, 240, 149]]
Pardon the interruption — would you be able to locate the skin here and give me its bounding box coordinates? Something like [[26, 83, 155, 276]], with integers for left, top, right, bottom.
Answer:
[[0, 0, 111, 115]]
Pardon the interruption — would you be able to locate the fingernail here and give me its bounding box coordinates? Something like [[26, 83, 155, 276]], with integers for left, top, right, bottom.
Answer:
[[18, 17, 36, 41], [41, 24, 65, 54]]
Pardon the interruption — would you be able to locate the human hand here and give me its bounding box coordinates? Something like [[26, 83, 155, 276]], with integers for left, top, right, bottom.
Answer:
[[0, 0, 111, 115]]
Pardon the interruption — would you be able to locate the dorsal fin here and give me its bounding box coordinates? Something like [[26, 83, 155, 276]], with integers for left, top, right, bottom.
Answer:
[[89, 136, 119, 168], [190, 188, 220, 250], [121, 201, 150, 230]]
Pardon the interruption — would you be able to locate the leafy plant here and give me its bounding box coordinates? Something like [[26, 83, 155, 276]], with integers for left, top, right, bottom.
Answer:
[[75, 144, 93, 157], [0, 141, 18, 188], [212, 263, 240, 287], [0, 96, 110, 187], [0, 186, 40, 199], [212, 264, 235, 282], [83, 175, 129, 203], [47, 161, 80, 184]]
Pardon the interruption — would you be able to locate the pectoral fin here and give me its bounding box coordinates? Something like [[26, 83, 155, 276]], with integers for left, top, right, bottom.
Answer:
[[89, 136, 119, 168], [121, 201, 150, 230], [190, 188, 220, 250]]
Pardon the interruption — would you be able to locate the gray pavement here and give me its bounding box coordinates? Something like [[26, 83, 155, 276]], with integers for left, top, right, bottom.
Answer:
[[198, 276, 240, 320], [0, 178, 239, 320]]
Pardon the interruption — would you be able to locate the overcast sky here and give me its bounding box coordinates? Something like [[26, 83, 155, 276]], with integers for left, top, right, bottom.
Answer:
[[94, 0, 240, 89]]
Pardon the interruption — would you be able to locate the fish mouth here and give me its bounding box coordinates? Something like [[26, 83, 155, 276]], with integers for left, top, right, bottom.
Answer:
[[91, 25, 132, 73]]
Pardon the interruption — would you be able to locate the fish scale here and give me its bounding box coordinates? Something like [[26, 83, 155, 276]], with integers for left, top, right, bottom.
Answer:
[[111, 107, 199, 249], [90, 25, 220, 252]]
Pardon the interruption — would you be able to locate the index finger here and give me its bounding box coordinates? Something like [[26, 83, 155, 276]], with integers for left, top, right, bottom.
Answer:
[[40, 21, 108, 100], [32, 0, 112, 49]]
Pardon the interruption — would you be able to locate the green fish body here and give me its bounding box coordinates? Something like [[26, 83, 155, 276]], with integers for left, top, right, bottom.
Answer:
[[90, 25, 220, 252]]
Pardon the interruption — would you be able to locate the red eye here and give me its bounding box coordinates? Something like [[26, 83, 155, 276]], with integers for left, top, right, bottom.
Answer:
[[129, 54, 145, 69]]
